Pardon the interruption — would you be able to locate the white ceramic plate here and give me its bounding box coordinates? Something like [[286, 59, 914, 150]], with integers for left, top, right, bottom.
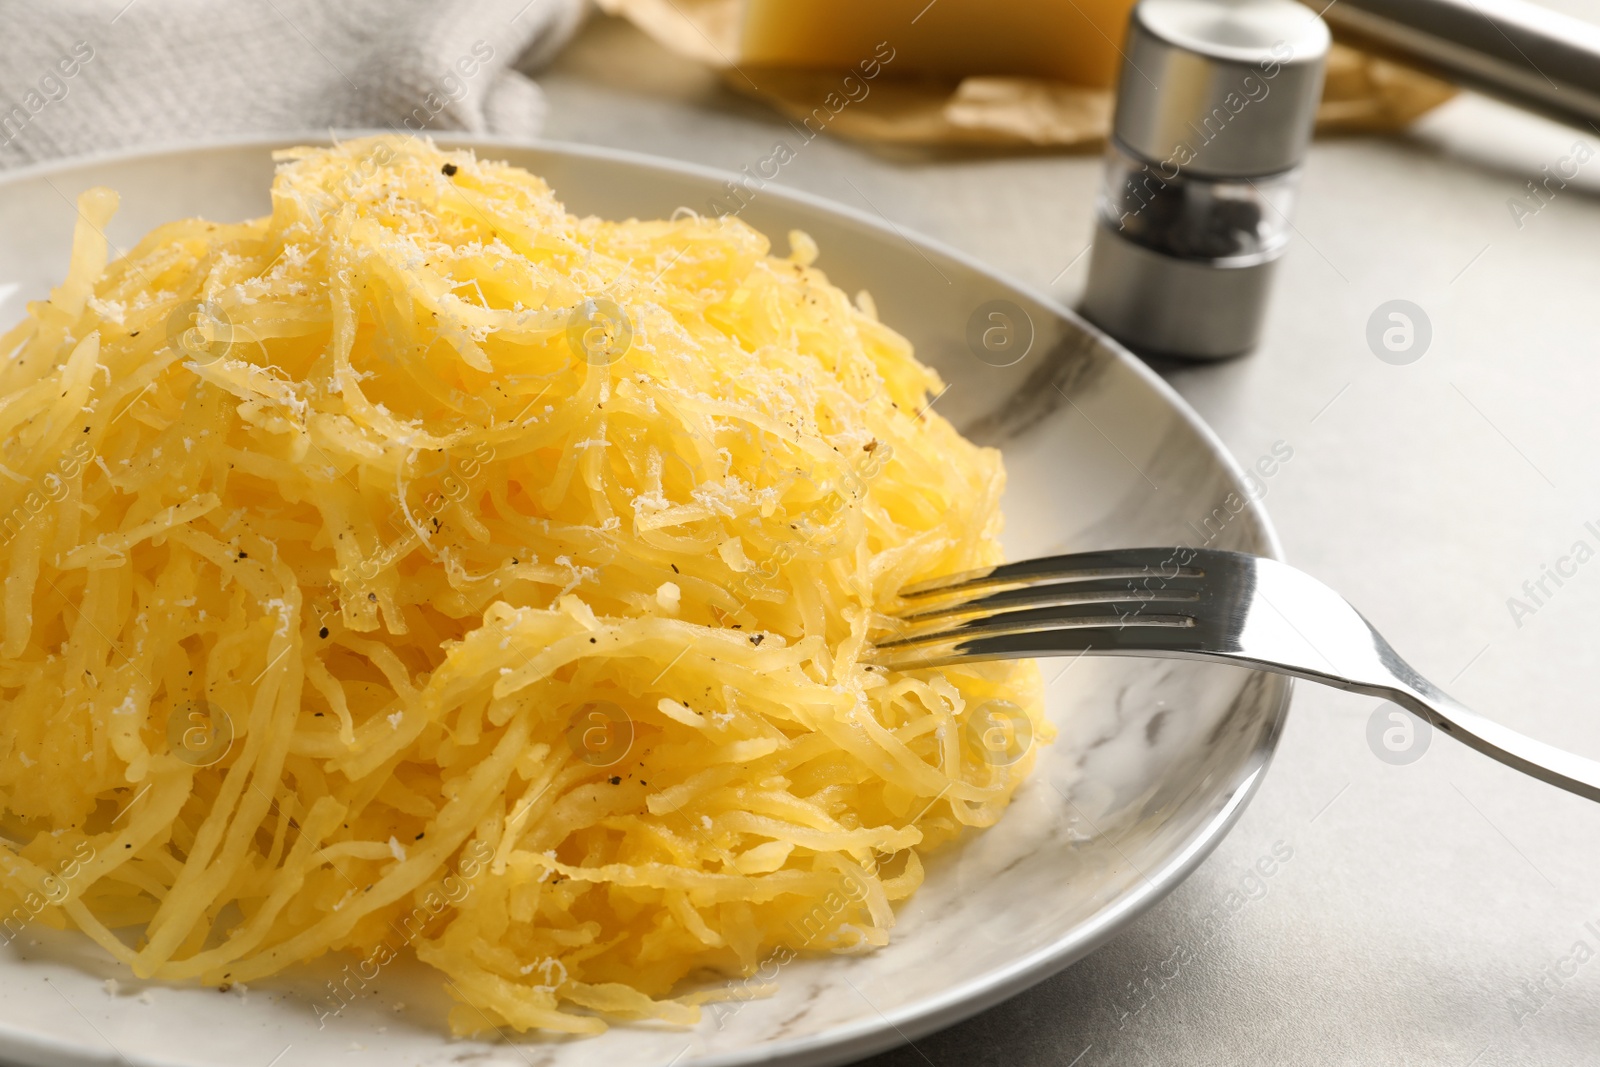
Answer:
[[0, 136, 1288, 1067]]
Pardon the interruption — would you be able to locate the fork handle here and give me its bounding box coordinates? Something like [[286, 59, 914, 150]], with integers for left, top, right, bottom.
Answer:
[[1325, 0, 1600, 130], [1384, 680, 1600, 804], [904, 637, 1600, 804], [1220, 646, 1600, 803], [1180, 647, 1600, 805]]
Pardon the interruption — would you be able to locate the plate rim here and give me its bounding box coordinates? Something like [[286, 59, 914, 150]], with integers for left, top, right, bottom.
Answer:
[[0, 132, 1291, 1067]]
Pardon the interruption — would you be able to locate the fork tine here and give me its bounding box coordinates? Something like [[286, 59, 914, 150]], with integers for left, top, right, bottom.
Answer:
[[894, 575, 1202, 626], [874, 600, 1199, 652], [897, 547, 1204, 601], [866, 607, 1201, 671], [878, 598, 1199, 639], [872, 548, 1219, 672]]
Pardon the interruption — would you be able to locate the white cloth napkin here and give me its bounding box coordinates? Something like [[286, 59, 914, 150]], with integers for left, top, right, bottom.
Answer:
[[0, 0, 588, 169]]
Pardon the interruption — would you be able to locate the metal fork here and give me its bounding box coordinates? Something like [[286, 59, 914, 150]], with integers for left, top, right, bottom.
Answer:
[[867, 547, 1600, 803]]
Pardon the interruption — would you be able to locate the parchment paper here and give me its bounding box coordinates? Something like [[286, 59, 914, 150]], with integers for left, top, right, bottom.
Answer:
[[594, 0, 1455, 149]]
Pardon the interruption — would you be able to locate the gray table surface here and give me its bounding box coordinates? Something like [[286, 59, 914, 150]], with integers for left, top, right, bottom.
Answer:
[[538, 13, 1600, 1067]]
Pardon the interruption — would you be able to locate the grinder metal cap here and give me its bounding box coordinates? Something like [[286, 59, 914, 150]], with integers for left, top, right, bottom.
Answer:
[[1114, 0, 1331, 177]]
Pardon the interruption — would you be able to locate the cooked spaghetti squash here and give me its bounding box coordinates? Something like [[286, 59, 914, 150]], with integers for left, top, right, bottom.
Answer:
[[0, 135, 1046, 1035]]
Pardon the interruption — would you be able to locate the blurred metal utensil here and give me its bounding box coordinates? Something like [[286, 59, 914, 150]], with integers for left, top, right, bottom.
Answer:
[[1322, 0, 1600, 131], [871, 547, 1600, 803]]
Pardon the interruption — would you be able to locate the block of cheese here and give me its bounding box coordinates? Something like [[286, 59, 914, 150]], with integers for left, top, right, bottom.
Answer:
[[739, 0, 1137, 88]]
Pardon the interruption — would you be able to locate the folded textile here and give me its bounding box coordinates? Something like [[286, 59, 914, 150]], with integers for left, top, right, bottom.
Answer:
[[0, 0, 587, 168]]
